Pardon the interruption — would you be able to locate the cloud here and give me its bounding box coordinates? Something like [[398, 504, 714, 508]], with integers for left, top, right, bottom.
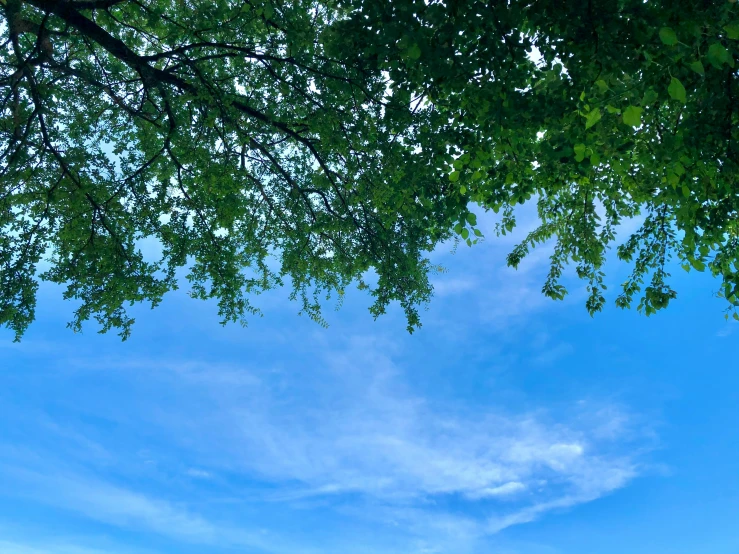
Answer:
[[469, 481, 527, 499], [1, 333, 651, 553], [485, 476, 632, 535], [3, 468, 317, 554], [430, 277, 477, 297], [185, 468, 214, 479], [717, 322, 736, 338], [0, 541, 130, 554], [424, 209, 568, 332], [79, 336, 646, 540], [0, 535, 162, 554], [6, 470, 216, 542]]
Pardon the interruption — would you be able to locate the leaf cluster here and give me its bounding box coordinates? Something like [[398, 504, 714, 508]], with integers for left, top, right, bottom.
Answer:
[[1, 0, 737, 339]]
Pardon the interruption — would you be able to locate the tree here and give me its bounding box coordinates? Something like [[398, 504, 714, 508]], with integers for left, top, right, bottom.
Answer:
[[1, 0, 737, 340]]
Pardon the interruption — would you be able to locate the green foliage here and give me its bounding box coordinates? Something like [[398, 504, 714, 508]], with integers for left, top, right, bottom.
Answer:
[[1, 0, 738, 340], [622, 106, 643, 128], [668, 77, 687, 103], [659, 27, 678, 46], [584, 108, 602, 130]]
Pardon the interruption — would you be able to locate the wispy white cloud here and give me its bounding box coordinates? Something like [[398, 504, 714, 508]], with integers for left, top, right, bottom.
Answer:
[[185, 468, 214, 479], [80, 336, 647, 540], [470, 481, 527, 499], [717, 322, 736, 338], [426, 209, 568, 332], [484, 463, 634, 535], [6, 469, 216, 542], [0, 540, 136, 554], [3, 468, 318, 554], [430, 277, 478, 297], [1, 333, 651, 553]]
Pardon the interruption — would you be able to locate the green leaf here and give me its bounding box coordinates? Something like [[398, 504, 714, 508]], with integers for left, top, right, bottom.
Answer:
[[659, 27, 678, 46], [573, 143, 587, 162], [465, 212, 477, 226], [406, 44, 422, 60], [622, 105, 643, 127], [668, 77, 686, 103], [584, 108, 601, 129], [707, 42, 731, 69], [595, 79, 609, 93], [448, 171, 460, 182], [724, 23, 739, 40], [641, 88, 659, 106], [460, 228, 469, 239], [689, 60, 705, 75]]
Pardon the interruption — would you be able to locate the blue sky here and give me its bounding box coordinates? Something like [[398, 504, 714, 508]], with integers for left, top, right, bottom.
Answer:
[[1, 206, 738, 554]]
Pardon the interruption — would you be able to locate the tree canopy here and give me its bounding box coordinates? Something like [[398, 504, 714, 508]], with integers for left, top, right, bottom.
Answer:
[[1, 0, 738, 340]]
